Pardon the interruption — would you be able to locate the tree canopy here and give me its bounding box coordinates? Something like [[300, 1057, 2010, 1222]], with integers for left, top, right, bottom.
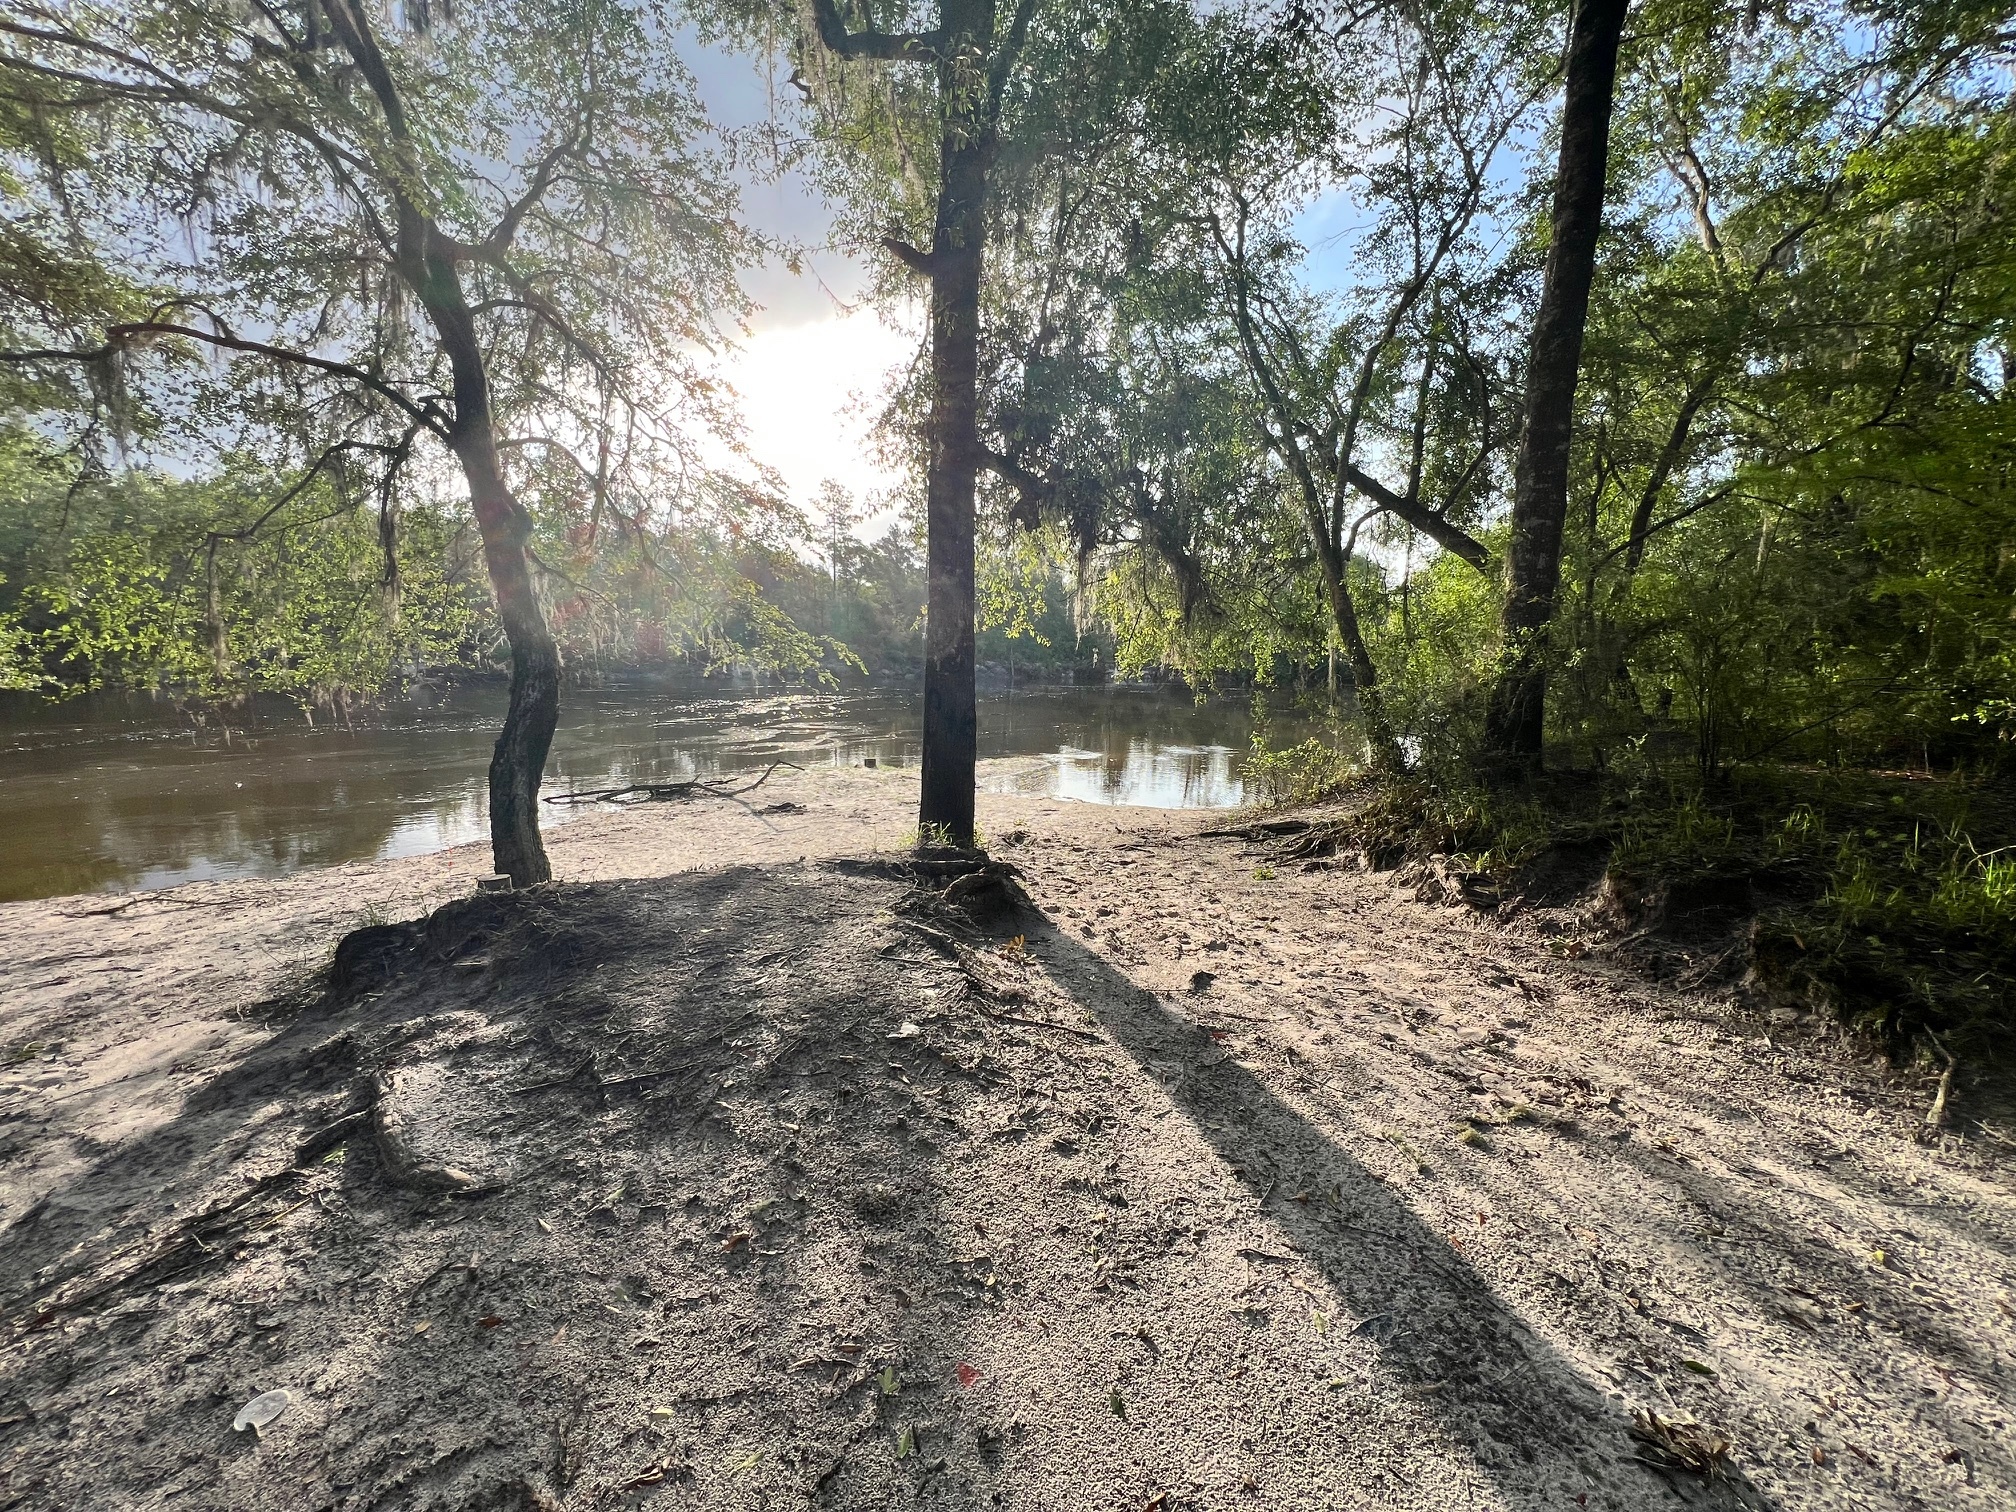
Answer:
[[1, 0, 2011, 861]]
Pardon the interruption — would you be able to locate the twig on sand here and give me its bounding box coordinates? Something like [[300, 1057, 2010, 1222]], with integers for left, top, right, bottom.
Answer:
[[542, 761, 801, 807], [597, 1065, 687, 1092], [973, 1005, 1103, 1042], [22, 1166, 309, 1326], [1237, 1247, 1296, 1266], [511, 1058, 600, 1096], [62, 893, 245, 920], [1194, 819, 1312, 841]]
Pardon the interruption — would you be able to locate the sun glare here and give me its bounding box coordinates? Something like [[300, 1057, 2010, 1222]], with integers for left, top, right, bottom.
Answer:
[[722, 305, 917, 530]]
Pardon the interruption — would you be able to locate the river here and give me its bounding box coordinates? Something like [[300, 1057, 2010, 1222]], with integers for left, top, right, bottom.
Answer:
[[0, 681, 1319, 902]]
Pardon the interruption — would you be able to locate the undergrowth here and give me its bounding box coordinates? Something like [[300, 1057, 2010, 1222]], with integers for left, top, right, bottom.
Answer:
[[1241, 735, 1360, 808], [1249, 729, 2016, 1057]]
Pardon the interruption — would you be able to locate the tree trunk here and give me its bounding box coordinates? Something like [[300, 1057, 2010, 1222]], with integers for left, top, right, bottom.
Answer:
[[1310, 524, 1401, 770], [1482, 0, 1630, 768], [916, 4, 993, 850], [323, 0, 561, 885], [461, 434, 561, 887], [422, 237, 561, 886], [1218, 227, 1401, 770]]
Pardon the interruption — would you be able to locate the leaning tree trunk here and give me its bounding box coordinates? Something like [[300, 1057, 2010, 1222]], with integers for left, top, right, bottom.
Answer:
[[1310, 526, 1402, 771], [1482, 0, 1630, 769], [458, 431, 560, 887], [322, 0, 561, 884], [915, 3, 994, 851], [423, 243, 561, 886]]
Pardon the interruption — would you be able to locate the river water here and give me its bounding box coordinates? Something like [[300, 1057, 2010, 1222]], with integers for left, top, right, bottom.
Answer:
[[0, 682, 1313, 902]]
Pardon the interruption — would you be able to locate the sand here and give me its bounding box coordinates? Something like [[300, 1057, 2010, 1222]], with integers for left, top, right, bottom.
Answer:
[[0, 761, 2009, 1511]]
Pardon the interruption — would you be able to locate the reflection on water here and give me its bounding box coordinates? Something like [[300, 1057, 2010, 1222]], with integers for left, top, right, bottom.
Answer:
[[0, 683, 1308, 901], [980, 742, 1244, 808]]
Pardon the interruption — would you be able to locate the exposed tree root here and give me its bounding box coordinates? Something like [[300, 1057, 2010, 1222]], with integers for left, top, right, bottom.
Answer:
[[371, 1071, 478, 1193]]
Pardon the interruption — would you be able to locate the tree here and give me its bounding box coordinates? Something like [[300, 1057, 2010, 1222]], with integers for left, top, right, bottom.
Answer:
[[1481, 0, 1631, 767], [804, 0, 1042, 848], [963, 4, 1532, 759], [0, 0, 750, 882]]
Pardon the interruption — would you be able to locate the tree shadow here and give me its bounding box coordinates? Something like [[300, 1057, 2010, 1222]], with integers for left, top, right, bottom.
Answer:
[[0, 867, 1016, 1509], [1028, 917, 1769, 1511]]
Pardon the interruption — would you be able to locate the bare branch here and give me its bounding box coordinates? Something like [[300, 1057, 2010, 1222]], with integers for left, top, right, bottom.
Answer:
[[1340, 462, 1493, 572], [881, 234, 936, 278], [978, 446, 1048, 529], [0, 314, 449, 437]]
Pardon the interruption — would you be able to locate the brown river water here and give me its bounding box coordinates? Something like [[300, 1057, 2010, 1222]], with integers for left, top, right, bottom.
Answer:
[[0, 682, 1320, 902]]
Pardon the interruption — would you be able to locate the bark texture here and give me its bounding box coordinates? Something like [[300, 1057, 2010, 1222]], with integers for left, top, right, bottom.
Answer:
[[1482, 0, 1631, 767], [917, 11, 991, 848]]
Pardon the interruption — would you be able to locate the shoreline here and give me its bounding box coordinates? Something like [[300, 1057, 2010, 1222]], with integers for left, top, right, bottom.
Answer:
[[0, 762, 1158, 1220]]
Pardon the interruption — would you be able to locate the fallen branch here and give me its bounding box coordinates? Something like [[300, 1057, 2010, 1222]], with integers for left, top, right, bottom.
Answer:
[[62, 893, 246, 920], [373, 1071, 477, 1192], [1194, 818, 1313, 841], [543, 761, 801, 806]]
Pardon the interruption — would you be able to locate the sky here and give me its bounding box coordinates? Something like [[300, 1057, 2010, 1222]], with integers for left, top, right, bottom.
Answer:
[[690, 40, 918, 529], [721, 302, 918, 525]]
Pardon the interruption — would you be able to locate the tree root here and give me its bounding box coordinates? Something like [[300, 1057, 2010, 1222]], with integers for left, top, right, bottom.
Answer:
[[18, 1160, 317, 1328], [1918, 1033, 1956, 1142], [372, 1071, 478, 1192]]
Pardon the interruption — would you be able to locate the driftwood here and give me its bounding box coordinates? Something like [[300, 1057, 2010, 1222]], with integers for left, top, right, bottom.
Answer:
[[1194, 818, 1313, 841], [542, 761, 800, 807], [63, 893, 246, 920]]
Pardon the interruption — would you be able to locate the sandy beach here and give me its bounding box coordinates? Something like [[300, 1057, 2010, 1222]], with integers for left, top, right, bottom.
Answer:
[[0, 761, 2009, 1511]]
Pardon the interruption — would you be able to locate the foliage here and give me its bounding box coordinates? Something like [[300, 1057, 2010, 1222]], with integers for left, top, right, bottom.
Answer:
[[0, 430, 485, 710], [0, 0, 797, 727], [1241, 734, 1360, 808]]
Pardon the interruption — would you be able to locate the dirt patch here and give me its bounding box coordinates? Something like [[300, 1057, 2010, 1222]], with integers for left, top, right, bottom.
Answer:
[[0, 769, 2012, 1510]]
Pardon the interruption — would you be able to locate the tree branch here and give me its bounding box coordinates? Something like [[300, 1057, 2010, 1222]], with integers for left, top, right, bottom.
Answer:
[[1340, 463, 1493, 573], [0, 316, 449, 437], [466, 127, 586, 263], [881, 234, 936, 278], [810, 0, 942, 61], [978, 446, 1048, 529]]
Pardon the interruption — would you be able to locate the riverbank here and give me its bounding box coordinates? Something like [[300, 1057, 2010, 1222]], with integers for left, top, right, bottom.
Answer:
[[1, 762, 2011, 1510]]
